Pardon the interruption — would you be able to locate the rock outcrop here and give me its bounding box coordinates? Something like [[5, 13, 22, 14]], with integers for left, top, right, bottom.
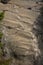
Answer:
[[0, 0, 43, 65]]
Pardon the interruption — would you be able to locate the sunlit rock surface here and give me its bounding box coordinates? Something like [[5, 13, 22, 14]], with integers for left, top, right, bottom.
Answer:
[[0, 0, 43, 65]]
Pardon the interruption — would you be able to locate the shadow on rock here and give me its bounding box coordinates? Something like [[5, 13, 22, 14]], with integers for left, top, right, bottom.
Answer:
[[32, 1, 43, 65]]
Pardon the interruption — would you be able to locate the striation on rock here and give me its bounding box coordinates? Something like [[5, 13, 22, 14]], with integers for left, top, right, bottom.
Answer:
[[0, 0, 43, 65]]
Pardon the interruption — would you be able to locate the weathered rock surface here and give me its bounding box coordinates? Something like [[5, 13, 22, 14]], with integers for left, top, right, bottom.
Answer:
[[0, 0, 43, 65]]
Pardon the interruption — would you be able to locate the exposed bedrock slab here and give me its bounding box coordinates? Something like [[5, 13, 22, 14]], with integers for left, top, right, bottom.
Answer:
[[0, 0, 43, 65]]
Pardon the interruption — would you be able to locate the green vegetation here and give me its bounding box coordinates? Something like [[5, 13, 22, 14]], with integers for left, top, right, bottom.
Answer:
[[0, 59, 12, 65], [0, 32, 3, 48], [0, 32, 3, 56], [0, 11, 4, 47], [0, 32, 3, 39], [0, 11, 4, 21], [0, 42, 3, 48], [0, 11, 12, 65]]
